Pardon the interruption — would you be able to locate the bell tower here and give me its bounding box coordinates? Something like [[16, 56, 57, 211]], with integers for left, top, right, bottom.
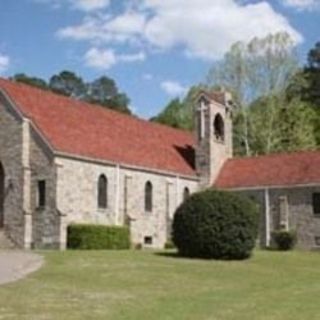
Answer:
[[195, 90, 233, 188]]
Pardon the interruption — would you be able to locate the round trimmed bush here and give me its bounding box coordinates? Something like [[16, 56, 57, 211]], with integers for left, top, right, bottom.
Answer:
[[172, 189, 259, 260], [272, 230, 296, 251]]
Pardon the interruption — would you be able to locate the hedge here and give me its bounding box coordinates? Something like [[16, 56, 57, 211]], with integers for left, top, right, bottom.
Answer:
[[172, 189, 259, 260], [67, 224, 130, 250]]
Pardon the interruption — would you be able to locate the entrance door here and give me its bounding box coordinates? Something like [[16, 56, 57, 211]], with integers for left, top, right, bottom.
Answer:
[[0, 163, 4, 228]]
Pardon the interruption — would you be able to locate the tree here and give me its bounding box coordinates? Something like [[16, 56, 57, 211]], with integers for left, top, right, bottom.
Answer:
[[11, 73, 48, 90], [305, 41, 320, 105], [87, 76, 131, 114], [151, 98, 185, 128], [11, 70, 132, 115], [152, 85, 205, 130], [207, 32, 299, 156], [288, 42, 320, 144], [248, 95, 316, 155], [49, 70, 87, 98]]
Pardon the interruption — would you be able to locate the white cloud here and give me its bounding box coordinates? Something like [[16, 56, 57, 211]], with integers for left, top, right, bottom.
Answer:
[[57, 12, 146, 44], [282, 0, 319, 10], [142, 0, 302, 59], [161, 80, 187, 96], [34, 0, 110, 11], [84, 48, 117, 69], [119, 51, 145, 62], [84, 47, 145, 70], [57, 0, 302, 60], [0, 54, 10, 74], [71, 0, 110, 11]]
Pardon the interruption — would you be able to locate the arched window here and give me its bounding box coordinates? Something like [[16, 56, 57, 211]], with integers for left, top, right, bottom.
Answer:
[[145, 181, 153, 212], [213, 113, 225, 142], [183, 187, 190, 201], [98, 174, 108, 209]]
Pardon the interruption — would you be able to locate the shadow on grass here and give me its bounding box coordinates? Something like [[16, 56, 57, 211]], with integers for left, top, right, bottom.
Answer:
[[153, 251, 185, 259]]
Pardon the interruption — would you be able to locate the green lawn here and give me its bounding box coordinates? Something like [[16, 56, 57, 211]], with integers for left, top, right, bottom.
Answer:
[[1, 250, 320, 320]]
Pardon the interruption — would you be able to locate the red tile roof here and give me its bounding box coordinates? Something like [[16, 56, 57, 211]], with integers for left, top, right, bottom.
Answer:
[[215, 151, 320, 189], [0, 78, 196, 176]]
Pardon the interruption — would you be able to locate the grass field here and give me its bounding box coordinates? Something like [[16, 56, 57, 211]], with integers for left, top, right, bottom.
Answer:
[[1, 250, 320, 320]]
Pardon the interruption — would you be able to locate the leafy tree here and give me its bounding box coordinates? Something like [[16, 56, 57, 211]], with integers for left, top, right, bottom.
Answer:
[[152, 85, 205, 130], [151, 98, 185, 128], [11, 70, 131, 115], [108, 92, 131, 114], [11, 73, 48, 90], [305, 41, 320, 105], [87, 76, 131, 114], [49, 70, 87, 98], [207, 32, 299, 155], [248, 95, 316, 155]]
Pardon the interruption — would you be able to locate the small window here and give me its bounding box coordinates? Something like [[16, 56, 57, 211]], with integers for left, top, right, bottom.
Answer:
[[315, 236, 320, 246], [213, 113, 225, 142], [145, 181, 153, 212], [312, 193, 320, 215], [37, 180, 46, 208], [144, 236, 153, 245], [183, 187, 190, 201], [98, 175, 108, 209]]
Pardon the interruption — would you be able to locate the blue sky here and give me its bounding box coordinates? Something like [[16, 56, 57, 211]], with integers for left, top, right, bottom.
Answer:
[[0, 0, 319, 118]]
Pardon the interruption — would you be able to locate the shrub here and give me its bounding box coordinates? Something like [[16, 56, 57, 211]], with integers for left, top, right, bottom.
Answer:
[[133, 243, 142, 250], [172, 189, 259, 260], [272, 230, 297, 251], [164, 240, 175, 249], [67, 224, 130, 250]]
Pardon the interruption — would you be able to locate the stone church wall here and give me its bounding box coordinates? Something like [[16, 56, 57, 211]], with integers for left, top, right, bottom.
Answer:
[[0, 95, 25, 247], [269, 187, 320, 249], [237, 186, 320, 249], [29, 130, 61, 248], [55, 156, 198, 248]]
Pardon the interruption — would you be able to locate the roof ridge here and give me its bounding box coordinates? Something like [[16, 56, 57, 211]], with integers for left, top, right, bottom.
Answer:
[[0, 77, 194, 138], [227, 149, 320, 162]]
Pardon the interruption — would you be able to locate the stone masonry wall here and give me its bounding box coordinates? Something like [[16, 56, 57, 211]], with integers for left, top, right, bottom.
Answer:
[[0, 95, 25, 247], [238, 186, 320, 250], [269, 187, 320, 249], [29, 130, 60, 249], [55, 156, 198, 248]]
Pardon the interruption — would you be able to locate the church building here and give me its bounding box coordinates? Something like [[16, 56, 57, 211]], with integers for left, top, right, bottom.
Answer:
[[0, 78, 320, 250]]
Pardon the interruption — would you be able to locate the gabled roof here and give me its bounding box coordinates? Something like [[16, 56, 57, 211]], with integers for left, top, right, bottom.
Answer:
[[214, 151, 320, 189], [197, 90, 226, 105], [0, 78, 196, 177]]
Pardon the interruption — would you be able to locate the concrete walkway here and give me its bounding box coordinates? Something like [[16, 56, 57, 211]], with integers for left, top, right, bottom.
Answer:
[[0, 251, 44, 285]]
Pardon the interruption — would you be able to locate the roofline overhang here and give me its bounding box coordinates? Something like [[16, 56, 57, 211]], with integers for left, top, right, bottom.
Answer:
[[215, 182, 320, 191]]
